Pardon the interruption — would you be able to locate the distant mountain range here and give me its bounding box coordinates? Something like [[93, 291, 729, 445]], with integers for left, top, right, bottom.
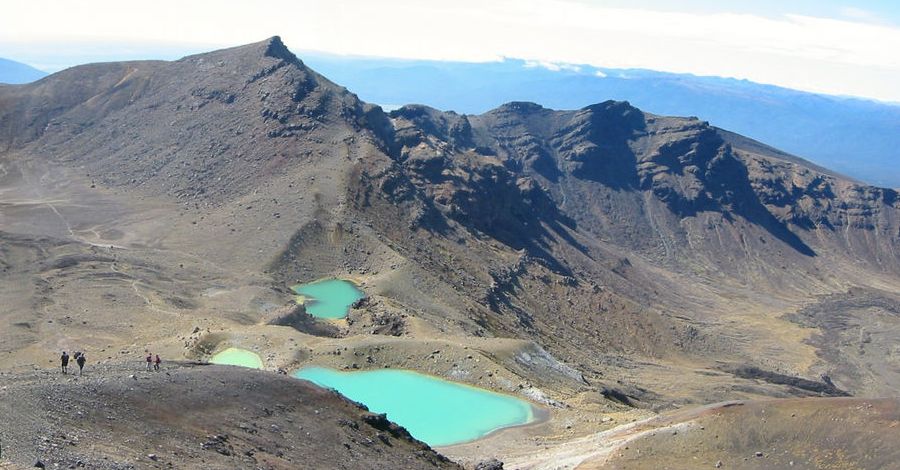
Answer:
[[303, 54, 900, 188], [0, 57, 47, 84]]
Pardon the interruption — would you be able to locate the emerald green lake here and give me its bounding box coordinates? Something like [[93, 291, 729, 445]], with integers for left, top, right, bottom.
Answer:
[[293, 367, 534, 446], [290, 279, 364, 319], [210, 347, 263, 369]]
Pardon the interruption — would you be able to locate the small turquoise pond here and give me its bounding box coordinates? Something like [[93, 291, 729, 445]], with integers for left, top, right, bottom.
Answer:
[[291, 279, 364, 319], [210, 347, 263, 369], [293, 367, 534, 446]]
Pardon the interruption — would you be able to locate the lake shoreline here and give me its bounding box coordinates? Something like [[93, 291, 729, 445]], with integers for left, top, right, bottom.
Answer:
[[293, 365, 539, 447]]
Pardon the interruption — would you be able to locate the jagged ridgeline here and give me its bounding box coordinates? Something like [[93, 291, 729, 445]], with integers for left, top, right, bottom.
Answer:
[[1, 36, 899, 469]]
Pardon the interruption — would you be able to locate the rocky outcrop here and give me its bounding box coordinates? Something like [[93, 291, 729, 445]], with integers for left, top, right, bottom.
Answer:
[[379, 97, 899, 275], [386, 105, 576, 262], [263, 303, 341, 337]]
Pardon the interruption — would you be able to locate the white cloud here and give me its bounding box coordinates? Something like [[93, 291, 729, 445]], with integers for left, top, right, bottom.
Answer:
[[1, 0, 899, 102], [524, 60, 582, 72]]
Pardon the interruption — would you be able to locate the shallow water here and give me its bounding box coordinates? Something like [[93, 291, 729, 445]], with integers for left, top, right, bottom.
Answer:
[[293, 367, 534, 446], [291, 279, 364, 319], [210, 347, 263, 369]]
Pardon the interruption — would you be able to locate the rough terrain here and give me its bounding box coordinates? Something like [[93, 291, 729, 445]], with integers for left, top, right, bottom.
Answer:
[[0, 362, 457, 469], [1, 37, 899, 468], [502, 397, 900, 469]]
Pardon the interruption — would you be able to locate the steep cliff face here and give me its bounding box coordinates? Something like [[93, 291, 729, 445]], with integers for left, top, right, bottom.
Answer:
[[381, 99, 899, 280], [385, 105, 571, 257], [741, 149, 900, 271]]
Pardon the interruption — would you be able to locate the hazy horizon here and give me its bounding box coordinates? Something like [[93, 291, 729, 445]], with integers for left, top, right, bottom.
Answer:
[[2, 1, 900, 103]]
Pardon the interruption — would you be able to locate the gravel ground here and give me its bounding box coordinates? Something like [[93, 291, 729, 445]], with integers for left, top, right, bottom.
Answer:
[[0, 362, 458, 470]]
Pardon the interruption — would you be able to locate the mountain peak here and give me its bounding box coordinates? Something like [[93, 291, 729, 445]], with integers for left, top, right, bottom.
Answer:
[[180, 36, 300, 67], [263, 35, 295, 61], [489, 101, 546, 115]]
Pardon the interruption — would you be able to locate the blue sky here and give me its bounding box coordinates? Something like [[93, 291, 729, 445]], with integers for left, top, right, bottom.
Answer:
[[2, 0, 899, 102]]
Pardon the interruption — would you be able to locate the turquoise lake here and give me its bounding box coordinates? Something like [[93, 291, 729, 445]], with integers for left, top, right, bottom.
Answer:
[[210, 347, 263, 369], [293, 367, 534, 446], [291, 279, 364, 319]]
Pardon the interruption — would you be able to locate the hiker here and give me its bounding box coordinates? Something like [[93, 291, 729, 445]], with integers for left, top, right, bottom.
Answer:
[[146, 353, 153, 371], [61, 351, 70, 374], [76, 352, 86, 375], [154, 354, 161, 371]]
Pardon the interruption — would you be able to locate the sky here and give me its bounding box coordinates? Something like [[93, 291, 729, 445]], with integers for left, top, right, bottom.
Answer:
[[2, 0, 900, 102]]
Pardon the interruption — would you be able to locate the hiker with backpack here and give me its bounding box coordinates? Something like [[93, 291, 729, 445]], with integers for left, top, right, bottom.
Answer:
[[60, 351, 69, 374], [146, 353, 153, 371], [76, 352, 86, 375]]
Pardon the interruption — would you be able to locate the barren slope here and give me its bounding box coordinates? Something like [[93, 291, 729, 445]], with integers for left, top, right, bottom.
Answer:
[[0, 363, 457, 470], [503, 397, 900, 469]]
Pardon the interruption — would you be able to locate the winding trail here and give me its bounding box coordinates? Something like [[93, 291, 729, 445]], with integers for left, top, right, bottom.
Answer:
[[504, 401, 744, 469], [109, 263, 179, 317]]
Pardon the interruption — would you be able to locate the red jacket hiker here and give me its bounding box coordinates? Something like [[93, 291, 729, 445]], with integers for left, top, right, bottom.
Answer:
[[146, 354, 152, 371], [154, 354, 161, 371]]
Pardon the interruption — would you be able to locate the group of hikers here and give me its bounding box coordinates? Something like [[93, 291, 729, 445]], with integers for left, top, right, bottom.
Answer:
[[59, 351, 86, 375], [60, 351, 163, 374], [146, 353, 162, 371]]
